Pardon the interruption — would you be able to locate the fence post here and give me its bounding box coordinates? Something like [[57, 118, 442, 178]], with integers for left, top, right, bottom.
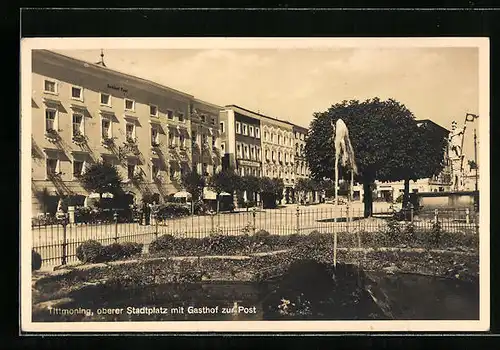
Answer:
[[210, 211, 215, 233], [252, 207, 257, 235], [155, 213, 159, 239], [434, 209, 439, 224], [295, 206, 300, 235], [410, 204, 414, 223], [61, 216, 68, 266], [346, 200, 350, 233], [466, 208, 470, 225], [114, 211, 119, 242]]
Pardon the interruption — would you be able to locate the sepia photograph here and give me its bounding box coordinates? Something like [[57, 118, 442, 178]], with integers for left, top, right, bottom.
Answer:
[[20, 37, 489, 333]]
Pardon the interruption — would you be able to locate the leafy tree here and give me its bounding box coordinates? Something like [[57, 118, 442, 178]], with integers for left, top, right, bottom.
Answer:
[[397, 121, 447, 207], [305, 98, 445, 217], [240, 175, 262, 203], [260, 177, 284, 208], [180, 170, 206, 201], [80, 162, 122, 202], [294, 178, 312, 203], [207, 170, 241, 195]]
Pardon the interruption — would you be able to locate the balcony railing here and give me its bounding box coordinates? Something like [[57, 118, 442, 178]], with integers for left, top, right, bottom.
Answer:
[[44, 129, 60, 142], [101, 136, 114, 148], [72, 132, 86, 145]]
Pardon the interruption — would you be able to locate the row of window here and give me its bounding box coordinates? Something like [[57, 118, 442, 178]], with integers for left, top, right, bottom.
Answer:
[[44, 79, 188, 121], [264, 165, 309, 177], [237, 167, 262, 178], [294, 131, 306, 140], [262, 130, 297, 147], [45, 157, 217, 182], [236, 143, 262, 161], [45, 108, 222, 152], [46, 154, 309, 183], [235, 121, 261, 138], [264, 149, 295, 163]]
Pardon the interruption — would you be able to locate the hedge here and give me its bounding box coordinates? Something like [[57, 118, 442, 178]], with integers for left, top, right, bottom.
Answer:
[[76, 240, 144, 264]]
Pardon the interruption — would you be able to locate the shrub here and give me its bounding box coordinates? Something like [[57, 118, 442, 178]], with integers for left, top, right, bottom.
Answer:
[[149, 234, 176, 253], [203, 234, 248, 255], [156, 203, 190, 220], [357, 230, 372, 246], [32, 249, 42, 271], [336, 231, 358, 247], [308, 230, 322, 238], [286, 233, 302, 245], [403, 222, 416, 238], [101, 243, 124, 262], [74, 206, 92, 223], [254, 229, 270, 240], [76, 240, 104, 263], [193, 200, 209, 215], [431, 221, 442, 246], [121, 242, 144, 257]]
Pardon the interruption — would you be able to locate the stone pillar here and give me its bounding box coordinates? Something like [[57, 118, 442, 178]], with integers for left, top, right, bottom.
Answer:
[[68, 206, 75, 224]]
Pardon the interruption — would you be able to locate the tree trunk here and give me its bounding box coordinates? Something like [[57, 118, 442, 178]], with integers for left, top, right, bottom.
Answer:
[[402, 178, 410, 209], [362, 181, 373, 218]]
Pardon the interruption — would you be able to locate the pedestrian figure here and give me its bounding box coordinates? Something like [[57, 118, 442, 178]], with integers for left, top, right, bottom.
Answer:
[[144, 201, 151, 226]]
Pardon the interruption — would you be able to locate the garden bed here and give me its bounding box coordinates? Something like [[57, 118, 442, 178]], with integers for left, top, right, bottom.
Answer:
[[33, 241, 479, 305]]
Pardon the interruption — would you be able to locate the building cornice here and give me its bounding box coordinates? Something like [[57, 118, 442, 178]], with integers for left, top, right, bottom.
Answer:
[[33, 50, 195, 102], [225, 104, 308, 130]]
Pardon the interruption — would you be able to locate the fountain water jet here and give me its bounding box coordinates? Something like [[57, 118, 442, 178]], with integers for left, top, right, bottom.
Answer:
[[331, 119, 358, 267]]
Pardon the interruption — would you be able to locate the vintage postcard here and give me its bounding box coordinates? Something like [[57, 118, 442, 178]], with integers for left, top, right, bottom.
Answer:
[[20, 37, 490, 333]]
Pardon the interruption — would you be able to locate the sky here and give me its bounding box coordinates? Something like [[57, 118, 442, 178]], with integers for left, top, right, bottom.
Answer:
[[55, 47, 481, 162]]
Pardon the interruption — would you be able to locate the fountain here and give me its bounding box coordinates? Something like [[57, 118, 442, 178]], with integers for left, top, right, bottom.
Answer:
[[331, 119, 358, 266]]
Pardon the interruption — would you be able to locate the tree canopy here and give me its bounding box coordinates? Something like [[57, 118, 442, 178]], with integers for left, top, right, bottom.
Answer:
[[305, 98, 446, 216], [80, 162, 122, 198], [180, 170, 206, 201], [207, 170, 241, 195]]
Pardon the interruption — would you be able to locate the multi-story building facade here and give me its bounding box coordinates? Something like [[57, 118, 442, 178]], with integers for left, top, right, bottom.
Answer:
[[220, 105, 263, 177], [190, 99, 223, 177], [31, 50, 221, 214], [292, 124, 315, 202], [220, 105, 312, 204], [260, 113, 295, 202]]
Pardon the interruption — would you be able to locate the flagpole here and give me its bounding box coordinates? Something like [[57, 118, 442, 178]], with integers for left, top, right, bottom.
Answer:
[[334, 151, 338, 268], [474, 128, 478, 192]]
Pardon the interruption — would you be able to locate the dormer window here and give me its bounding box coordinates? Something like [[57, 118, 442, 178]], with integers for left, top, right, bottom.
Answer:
[[71, 86, 83, 101], [43, 79, 57, 94], [124, 99, 135, 111], [100, 93, 111, 106], [150, 105, 158, 117]]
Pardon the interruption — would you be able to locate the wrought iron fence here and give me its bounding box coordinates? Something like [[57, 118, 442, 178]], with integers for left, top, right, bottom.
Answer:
[[31, 205, 479, 267]]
